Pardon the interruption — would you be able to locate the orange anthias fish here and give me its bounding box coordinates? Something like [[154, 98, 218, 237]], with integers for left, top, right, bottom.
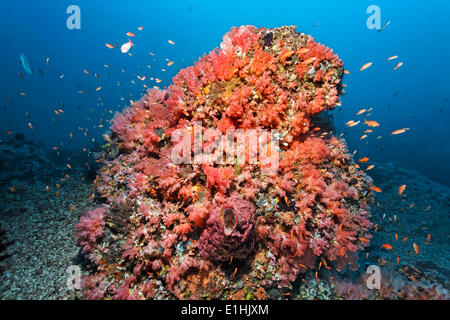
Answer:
[[359, 157, 369, 163], [138, 26, 144, 31], [391, 128, 410, 135], [297, 48, 310, 55], [360, 62, 372, 71], [105, 43, 115, 49], [413, 243, 420, 255], [356, 109, 367, 116], [394, 62, 404, 71], [168, 40, 175, 45], [398, 184, 406, 195], [126, 32, 135, 37], [382, 243, 393, 250], [386, 55, 398, 61], [167, 61, 174, 66], [364, 120, 380, 127], [121, 39, 134, 53], [366, 165, 375, 171], [346, 120, 360, 127], [370, 186, 382, 193]]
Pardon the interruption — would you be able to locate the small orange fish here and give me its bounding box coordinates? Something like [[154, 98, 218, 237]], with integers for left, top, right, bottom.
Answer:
[[28, 123, 34, 130], [393, 62, 403, 71], [126, 32, 135, 37], [346, 120, 360, 127], [413, 243, 420, 255], [167, 61, 174, 66], [343, 70, 350, 74], [9, 187, 16, 193], [138, 26, 144, 31], [232, 267, 237, 278], [359, 157, 369, 163], [360, 134, 368, 140], [359, 237, 369, 243], [105, 43, 115, 49], [381, 243, 393, 250], [168, 40, 175, 45], [45, 186, 50, 192], [395, 234, 398, 241], [398, 184, 406, 195], [364, 120, 380, 127], [121, 39, 134, 53], [360, 62, 372, 71], [340, 247, 346, 256], [370, 186, 382, 193], [402, 237, 408, 242], [366, 165, 375, 171], [66, 164, 72, 170], [356, 109, 367, 116], [297, 48, 310, 55], [396, 256, 400, 264], [386, 55, 398, 61], [426, 234, 431, 242], [391, 128, 409, 135], [364, 129, 373, 134]]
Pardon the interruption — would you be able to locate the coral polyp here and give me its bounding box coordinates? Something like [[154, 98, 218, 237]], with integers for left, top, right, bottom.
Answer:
[[76, 25, 374, 300]]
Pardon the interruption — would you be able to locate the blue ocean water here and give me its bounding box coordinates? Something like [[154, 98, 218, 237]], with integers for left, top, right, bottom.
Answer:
[[1, 0, 449, 185]]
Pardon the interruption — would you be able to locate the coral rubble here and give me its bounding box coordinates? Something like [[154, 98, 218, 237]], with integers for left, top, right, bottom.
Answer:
[[76, 26, 374, 299]]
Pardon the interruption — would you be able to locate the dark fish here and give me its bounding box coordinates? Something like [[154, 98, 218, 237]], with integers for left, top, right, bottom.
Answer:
[[38, 68, 44, 76]]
